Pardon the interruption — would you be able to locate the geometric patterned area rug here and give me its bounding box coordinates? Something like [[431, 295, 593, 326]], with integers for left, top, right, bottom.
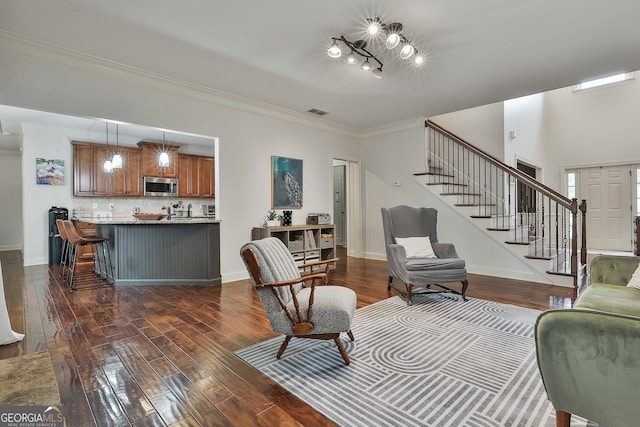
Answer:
[[236, 295, 595, 427]]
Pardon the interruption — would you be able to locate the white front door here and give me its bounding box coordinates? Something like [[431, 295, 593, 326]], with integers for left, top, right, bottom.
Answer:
[[580, 165, 632, 251]]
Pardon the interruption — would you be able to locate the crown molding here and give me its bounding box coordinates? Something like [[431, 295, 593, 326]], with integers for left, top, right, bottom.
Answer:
[[0, 31, 363, 138], [358, 116, 426, 139]]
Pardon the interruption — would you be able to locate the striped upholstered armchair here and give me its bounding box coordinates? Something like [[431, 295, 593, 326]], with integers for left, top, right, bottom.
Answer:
[[240, 237, 357, 365]]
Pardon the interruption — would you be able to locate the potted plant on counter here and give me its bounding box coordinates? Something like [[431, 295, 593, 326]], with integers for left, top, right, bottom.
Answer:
[[266, 210, 279, 227]]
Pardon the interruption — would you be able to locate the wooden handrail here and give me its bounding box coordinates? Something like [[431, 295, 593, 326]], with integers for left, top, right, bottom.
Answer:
[[426, 119, 574, 210], [426, 119, 587, 293]]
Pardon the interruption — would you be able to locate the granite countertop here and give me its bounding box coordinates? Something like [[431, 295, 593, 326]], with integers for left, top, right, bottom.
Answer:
[[77, 216, 219, 225]]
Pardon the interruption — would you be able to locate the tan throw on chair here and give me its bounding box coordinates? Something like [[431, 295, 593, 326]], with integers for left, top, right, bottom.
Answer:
[[381, 205, 468, 305], [240, 237, 357, 365]]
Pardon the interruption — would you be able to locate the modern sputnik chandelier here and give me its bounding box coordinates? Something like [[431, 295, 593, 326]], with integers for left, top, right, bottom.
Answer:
[[327, 17, 424, 79]]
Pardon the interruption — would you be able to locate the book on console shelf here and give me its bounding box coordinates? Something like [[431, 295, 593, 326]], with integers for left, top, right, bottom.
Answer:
[[304, 229, 316, 249]]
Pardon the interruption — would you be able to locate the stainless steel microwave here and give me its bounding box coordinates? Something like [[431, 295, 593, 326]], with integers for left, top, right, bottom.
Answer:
[[143, 176, 179, 197]]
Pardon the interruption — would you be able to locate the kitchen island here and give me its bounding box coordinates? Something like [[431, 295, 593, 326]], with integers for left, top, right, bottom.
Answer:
[[83, 217, 220, 286]]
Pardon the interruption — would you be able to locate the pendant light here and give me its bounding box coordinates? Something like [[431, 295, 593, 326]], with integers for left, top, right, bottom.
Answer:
[[159, 131, 170, 167], [103, 123, 113, 173], [111, 123, 123, 169]]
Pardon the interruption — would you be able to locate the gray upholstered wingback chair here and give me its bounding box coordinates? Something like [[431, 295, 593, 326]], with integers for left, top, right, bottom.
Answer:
[[240, 237, 357, 365], [381, 206, 468, 305]]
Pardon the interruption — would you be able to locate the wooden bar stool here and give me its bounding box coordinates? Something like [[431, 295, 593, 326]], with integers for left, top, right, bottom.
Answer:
[[62, 220, 114, 291], [55, 219, 70, 279]]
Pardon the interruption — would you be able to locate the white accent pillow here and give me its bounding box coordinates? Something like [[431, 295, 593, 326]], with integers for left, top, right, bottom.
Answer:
[[626, 263, 640, 290], [395, 236, 437, 259]]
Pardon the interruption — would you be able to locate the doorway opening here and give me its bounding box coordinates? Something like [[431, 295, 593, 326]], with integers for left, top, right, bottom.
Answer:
[[333, 162, 347, 249], [332, 159, 361, 258], [516, 160, 538, 214]]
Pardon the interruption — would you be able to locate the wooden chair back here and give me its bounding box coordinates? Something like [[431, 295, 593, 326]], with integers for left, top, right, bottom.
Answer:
[[241, 246, 317, 335]]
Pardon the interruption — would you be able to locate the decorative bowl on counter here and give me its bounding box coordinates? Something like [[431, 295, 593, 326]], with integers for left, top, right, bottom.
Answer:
[[132, 213, 167, 221]]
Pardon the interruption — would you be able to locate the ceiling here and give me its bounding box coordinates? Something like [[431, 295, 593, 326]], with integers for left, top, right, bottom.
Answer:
[[1, 0, 640, 136]]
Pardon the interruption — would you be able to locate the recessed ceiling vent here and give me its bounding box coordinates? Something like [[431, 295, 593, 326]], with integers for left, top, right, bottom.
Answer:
[[306, 108, 329, 116]]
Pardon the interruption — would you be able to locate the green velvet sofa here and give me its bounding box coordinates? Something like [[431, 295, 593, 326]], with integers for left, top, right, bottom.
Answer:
[[535, 255, 640, 427]]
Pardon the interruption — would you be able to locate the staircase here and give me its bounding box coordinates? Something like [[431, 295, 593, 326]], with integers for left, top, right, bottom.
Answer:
[[418, 120, 587, 293]]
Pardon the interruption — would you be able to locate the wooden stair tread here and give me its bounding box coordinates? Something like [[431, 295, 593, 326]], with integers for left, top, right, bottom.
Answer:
[[440, 192, 481, 196], [487, 227, 510, 231], [525, 254, 554, 261], [546, 270, 575, 277], [505, 240, 531, 246], [415, 172, 455, 178], [455, 203, 496, 207], [426, 182, 467, 187], [470, 215, 492, 219]]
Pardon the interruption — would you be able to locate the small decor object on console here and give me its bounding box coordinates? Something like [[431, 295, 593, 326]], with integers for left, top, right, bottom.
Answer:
[[266, 210, 279, 227], [307, 213, 331, 225], [282, 210, 292, 226]]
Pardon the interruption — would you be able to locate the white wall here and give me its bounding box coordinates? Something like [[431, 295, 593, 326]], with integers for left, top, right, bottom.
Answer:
[[429, 102, 505, 161], [543, 78, 640, 189], [360, 121, 539, 281], [361, 123, 428, 258], [21, 124, 75, 264], [504, 93, 547, 171], [0, 150, 23, 250], [1, 36, 361, 279], [499, 77, 640, 192]]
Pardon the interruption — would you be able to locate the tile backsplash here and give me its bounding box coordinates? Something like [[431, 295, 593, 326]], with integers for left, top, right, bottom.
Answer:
[[72, 197, 215, 219]]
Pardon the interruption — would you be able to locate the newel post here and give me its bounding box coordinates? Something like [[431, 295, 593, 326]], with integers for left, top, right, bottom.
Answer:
[[580, 199, 587, 268], [570, 198, 579, 296]]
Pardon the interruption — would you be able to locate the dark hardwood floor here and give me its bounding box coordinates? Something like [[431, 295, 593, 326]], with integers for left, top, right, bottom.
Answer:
[[0, 248, 576, 426]]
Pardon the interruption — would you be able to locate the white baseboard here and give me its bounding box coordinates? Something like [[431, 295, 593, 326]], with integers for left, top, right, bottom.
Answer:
[[361, 255, 569, 287], [24, 257, 48, 267], [0, 244, 22, 251], [364, 252, 386, 261], [221, 270, 250, 284], [466, 264, 539, 282]]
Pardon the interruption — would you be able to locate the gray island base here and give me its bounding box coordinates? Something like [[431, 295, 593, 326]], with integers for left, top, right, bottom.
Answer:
[[91, 219, 221, 286]]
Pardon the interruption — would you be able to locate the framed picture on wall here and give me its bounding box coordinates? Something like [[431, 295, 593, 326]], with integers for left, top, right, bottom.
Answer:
[[36, 158, 65, 185], [271, 156, 303, 209]]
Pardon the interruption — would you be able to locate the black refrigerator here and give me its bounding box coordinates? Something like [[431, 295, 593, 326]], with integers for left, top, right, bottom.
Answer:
[[48, 206, 68, 265]]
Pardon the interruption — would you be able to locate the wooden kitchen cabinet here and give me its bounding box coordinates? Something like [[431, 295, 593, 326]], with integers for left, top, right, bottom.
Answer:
[[111, 147, 142, 196], [138, 141, 180, 178], [178, 154, 215, 198], [178, 154, 201, 197], [73, 142, 111, 196], [200, 156, 215, 198], [73, 142, 142, 197]]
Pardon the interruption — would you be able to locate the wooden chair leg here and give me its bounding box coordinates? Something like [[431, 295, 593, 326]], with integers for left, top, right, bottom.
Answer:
[[276, 336, 292, 359], [334, 337, 350, 365], [461, 279, 469, 301], [347, 330, 354, 341], [406, 284, 413, 306], [555, 410, 571, 427], [387, 276, 393, 291]]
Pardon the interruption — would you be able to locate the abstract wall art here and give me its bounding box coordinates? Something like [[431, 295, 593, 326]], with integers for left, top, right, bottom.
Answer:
[[271, 156, 302, 209], [36, 158, 65, 185]]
